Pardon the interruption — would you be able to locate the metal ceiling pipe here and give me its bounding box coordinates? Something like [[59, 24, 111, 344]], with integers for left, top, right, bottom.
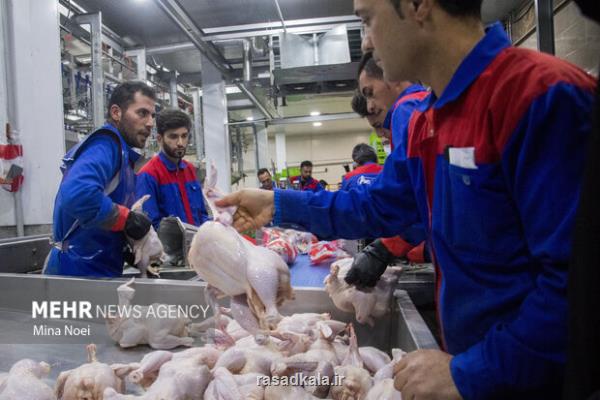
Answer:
[[152, 0, 275, 120], [72, 12, 104, 129], [242, 39, 252, 83], [273, 0, 287, 33]]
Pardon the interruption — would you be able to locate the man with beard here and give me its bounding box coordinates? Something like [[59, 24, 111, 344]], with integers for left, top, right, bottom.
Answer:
[[215, 0, 596, 398], [136, 109, 209, 229], [45, 81, 157, 277], [289, 160, 323, 192]]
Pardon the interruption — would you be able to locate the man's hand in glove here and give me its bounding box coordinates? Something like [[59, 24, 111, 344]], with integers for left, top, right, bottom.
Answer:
[[124, 210, 152, 240], [123, 195, 165, 277], [345, 239, 395, 288]]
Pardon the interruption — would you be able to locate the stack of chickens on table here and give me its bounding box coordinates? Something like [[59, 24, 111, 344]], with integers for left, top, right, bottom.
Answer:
[[0, 166, 405, 399]]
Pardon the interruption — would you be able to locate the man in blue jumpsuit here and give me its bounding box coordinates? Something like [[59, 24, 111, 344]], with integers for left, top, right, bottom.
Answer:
[[216, 0, 596, 398], [289, 160, 323, 192], [45, 81, 157, 277], [136, 109, 209, 229]]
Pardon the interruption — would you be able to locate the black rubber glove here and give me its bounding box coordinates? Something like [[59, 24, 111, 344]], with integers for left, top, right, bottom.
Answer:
[[345, 239, 395, 288], [124, 211, 152, 240]]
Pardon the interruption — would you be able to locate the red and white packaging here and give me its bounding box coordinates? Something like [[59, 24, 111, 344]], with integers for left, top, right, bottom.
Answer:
[[309, 240, 350, 265], [265, 237, 299, 265]]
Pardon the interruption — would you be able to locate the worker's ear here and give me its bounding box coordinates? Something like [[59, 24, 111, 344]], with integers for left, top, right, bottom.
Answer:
[[109, 104, 122, 123], [156, 134, 163, 146], [406, 0, 433, 23]]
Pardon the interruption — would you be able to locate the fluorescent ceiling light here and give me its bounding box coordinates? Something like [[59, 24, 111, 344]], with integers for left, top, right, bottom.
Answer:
[[246, 116, 254, 121], [310, 111, 321, 116], [313, 122, 322, 127]]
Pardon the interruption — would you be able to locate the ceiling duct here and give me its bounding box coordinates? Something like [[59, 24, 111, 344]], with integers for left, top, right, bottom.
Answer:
[[279, 24, 350, 69], [276, 24, 355, 96]]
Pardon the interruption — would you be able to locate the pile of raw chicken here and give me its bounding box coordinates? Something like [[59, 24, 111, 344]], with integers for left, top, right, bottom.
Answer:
[[0, 315, 404, 399], [0, 166, 406, 399]]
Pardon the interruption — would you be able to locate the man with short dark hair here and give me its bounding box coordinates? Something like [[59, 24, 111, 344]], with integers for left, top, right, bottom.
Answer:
[[216, 0, 597, 397], [45, 81, 157, 277], [257, 168, 275, 190], [341, 143, 381, 190], [358, 52, 428, 150], [289, 160, 323, 192], [136, 109, 209, 229]]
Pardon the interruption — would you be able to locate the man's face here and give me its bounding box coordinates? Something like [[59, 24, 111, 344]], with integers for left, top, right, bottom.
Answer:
[[158, 126, 189, 160], [366, 113, 390, 139], [355, 0, 422, 82], [258, 172, 273, 189], [112, 92, 156, 149], [359, 70, 398, 139], [301, 166, 312, 179]]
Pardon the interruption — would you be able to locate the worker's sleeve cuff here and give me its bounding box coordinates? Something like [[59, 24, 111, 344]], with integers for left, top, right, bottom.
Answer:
[[381, 236, 413, 257], [108, 205, 130, 232], [274, 189, 310, 227], [450, 343, 497, 400]]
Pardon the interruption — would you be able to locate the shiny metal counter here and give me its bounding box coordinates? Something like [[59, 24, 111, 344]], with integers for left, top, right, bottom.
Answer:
[[0, 273, 437, 381]]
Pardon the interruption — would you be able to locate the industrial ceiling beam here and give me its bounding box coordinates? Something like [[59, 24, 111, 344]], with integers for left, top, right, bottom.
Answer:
[[152, 0, 276, 120], [152, 0, 233, 76], [144, 17, 362, 55]]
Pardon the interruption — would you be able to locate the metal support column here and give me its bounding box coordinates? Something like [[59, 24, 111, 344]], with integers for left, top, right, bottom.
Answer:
[[275, 129, 286, 174], [169, 71, 178, 109], [73, 12, 104, 128], [201, 54, 231, 193], [534, 0, 555, 55], [192, 89, 204, 159], [124, 47, 147, 81], [255, 123, 269, 169]]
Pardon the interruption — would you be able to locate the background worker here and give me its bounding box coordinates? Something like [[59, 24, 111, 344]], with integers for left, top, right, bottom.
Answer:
[[136, 109, 209, 229], [289, 160, 323, 192], [257, 168, 275, 190], [217, 0, 596, 397], [45, 81, 156, 277], [357, 51, 428, 150]]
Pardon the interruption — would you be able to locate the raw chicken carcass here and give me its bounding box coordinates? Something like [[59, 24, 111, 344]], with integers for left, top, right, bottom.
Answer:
[[55, 344, 135, 400], [189, 163, 294, 331], [204, 368, 265, 400], [127, 195, 165, 278], [365, 379, 402, 400], [373, 349, 406, 381], [330, 325, 373, 400], [324, 258, 401, 326], [127, 346, 221, 389], [103, 353, 211, 400], [105, 278, 194, 349], [0, 359, 54, 400]]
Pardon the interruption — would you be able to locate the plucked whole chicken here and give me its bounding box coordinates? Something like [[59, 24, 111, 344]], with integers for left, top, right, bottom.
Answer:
[[105, 278, 194, 349], [55, 344, 136, 400], [0, 359, 54, 400], [188, 163, 294, 331], [324, 258, 402, 326], [126, 195, 165, 278]]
